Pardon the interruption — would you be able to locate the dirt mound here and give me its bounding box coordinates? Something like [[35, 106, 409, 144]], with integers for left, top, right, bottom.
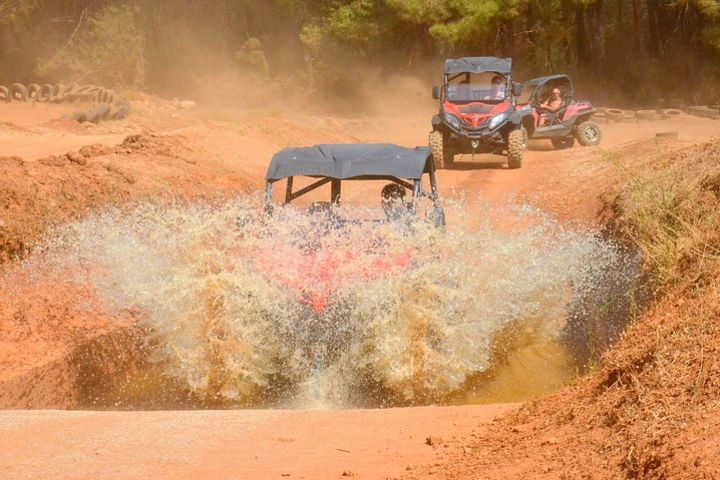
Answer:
[[410, 139, 720, 479], [0, 134, 252, 262], [0, 266, 146, 408]]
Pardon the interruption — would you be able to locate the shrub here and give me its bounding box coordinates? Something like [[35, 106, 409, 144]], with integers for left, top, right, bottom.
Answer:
[[36, 4, 145, 87], [615, 141, 720, 287], [234, 38, 269, 77]]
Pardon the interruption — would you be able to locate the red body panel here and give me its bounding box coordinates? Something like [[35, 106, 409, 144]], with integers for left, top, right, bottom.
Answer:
[[443, 100, 511, 128], [563, 101, 591, 120], [528, 101, 593, 127], [253, 245, 413, 312]]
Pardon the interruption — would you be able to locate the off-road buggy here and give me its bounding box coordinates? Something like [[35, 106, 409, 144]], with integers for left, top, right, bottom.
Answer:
[[518, 74, 602, 149], [429, 57, 527, 169], [256, 144, 446, 355], [259, 144, 445, 312], [264, 143, 444, 225]]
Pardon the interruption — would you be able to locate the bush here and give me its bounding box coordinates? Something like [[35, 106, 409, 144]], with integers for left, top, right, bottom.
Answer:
[[36, 4, 145, 87], [615, 141, 720, 287], [234, 38, 269, 77]]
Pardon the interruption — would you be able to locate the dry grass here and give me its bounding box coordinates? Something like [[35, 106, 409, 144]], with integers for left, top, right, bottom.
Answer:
[[614, 139, 720, 288], [423, 138, 720, 480]]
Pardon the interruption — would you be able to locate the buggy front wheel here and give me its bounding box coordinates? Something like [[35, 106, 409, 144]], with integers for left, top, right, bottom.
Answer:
[[429, 130, 454, 169], [507, 128, 526, 169], [575, 121, 602, 146]]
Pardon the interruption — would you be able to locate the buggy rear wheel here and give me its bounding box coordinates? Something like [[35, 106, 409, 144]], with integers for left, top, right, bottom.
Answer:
[[429, 130, 454, 169], [507, 128, 526, 169], [551, 137, 575, 149], [575, 121, 602, 146]]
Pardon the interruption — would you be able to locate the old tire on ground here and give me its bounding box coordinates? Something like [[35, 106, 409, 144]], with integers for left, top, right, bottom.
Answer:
[[9, 83, 28, 102], [551, 137, 575, 149], [606, 108, 625, 122], [662, 109, 683, 117], [636, 109, 661, 121], [71, 111, 88, 123], [0, 86, 9, 103], [576, 121, 602, 146], [113, 101, 131, 120], [429, 130, 454, 169], [27, 84, 42, 101], [39, 84, 54, 102], [85, 104, 112, 124], [687, 106, 720, 118], [507, 128, 526, 169], [51, 84, 67, 102]]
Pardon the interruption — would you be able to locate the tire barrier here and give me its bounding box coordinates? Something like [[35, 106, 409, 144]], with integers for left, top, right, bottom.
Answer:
[[685, 105, 720, 119], [0, 82, 130, 123], [636, 109, 662, 121], [662, 109, 683, 117], [597, 107, 692, 122], [623, 110, 637, 122], [605, 108, 626, 122]]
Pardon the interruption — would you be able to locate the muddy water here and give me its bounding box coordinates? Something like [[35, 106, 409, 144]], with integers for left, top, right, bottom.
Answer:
[[30, 196, 637, 409]]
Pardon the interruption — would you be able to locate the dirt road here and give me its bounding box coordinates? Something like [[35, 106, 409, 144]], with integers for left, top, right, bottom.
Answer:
[[1, 99, 718, 479], [0, 405, 513, 480]]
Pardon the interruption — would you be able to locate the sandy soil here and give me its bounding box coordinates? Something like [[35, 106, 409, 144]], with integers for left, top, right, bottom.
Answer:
[[0, 98, 718, 479], [0, 404, 513, 480]]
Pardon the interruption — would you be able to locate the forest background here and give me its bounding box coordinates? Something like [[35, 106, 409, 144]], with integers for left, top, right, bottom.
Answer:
[[1, 0, 719, 108]]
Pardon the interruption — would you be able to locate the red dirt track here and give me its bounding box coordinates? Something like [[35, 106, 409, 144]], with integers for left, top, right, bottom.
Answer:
[[1, 98, 719, 479]]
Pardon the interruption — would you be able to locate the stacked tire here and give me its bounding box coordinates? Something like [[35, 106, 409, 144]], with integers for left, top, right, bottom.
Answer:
[[686, 106, 720, 119], [0, 82, 130, 123]]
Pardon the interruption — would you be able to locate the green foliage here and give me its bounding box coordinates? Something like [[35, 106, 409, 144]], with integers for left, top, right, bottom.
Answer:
[[327, 0, 383, 43], [36, 4, 145, 87], [1, 0, 719, 101], [300, 24, 323, 55], [428, 0, 519, 49], [235, 38, 270, 76]]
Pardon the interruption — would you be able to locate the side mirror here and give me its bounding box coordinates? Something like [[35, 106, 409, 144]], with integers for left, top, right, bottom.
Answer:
[[513, 82, 523, 97], [432, 86, 440, 100]]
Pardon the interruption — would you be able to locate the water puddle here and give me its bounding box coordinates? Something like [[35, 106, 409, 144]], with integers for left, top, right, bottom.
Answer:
[[16, 195, 639, 409]]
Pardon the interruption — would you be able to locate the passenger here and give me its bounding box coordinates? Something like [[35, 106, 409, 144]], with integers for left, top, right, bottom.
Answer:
[[484, 75, 506, 101], [538, 87, 563, 126], [381, 183, 409, 222]]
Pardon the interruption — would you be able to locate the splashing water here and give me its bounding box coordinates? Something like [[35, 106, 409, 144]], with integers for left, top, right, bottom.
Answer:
[[32, 195, 635, 408]]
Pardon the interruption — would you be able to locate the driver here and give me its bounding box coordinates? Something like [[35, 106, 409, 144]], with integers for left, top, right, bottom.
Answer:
[[381, 183, 409, 222], [538, 87, 563, 126], [483, 75, 506, 100]]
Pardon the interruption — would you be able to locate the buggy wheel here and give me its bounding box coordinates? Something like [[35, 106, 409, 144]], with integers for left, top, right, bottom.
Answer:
[[507, 128, 526, 169], [429, 130, 454, 169], [575, 121, 602, 146], [551, 137, 575, 149]]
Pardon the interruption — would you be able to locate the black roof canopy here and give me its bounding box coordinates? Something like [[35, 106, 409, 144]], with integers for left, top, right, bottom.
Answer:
[[444, 57, 512, 75], [522, 74, 572, 88], [266, 144, 433, 181]]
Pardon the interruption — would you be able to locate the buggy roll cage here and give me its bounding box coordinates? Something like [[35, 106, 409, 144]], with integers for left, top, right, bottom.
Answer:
[[263, 144, 442, 211]]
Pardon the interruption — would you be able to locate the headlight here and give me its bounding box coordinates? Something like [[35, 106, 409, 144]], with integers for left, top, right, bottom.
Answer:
[[489, 113, 506, 129], [444, 113, 462, 130]]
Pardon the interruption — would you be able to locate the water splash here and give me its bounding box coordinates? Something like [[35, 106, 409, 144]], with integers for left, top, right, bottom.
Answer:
[[30, 195, 635, 408]]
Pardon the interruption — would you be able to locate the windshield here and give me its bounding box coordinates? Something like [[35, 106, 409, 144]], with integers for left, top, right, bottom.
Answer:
[[445, 72, 507, 102]]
